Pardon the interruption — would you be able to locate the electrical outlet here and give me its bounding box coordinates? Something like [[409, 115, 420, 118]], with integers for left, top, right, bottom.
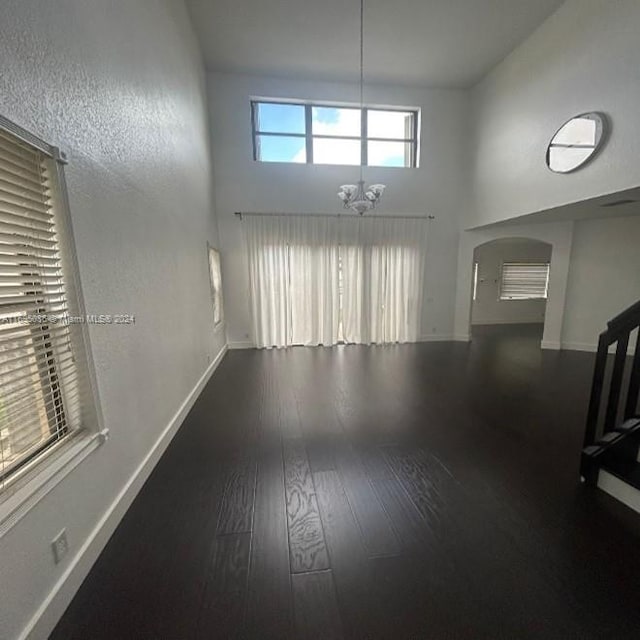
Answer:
[[52, 529, 69, 564]]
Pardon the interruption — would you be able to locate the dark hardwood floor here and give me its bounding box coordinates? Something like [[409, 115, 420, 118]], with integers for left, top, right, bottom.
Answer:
[[51, 325, 640, 639]]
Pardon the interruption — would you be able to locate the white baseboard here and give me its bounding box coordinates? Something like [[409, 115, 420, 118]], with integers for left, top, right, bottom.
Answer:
[[453, 334, 471, 342], [470, 320, 545, 326], [598, 469, 640, 515], [228, 340, 255, 350], [20, 344, 228, 640], [561, 341, 636, 355], [561, 341, 597, 353], [541, 340, 561, 350], [418, 334, 454, 342]]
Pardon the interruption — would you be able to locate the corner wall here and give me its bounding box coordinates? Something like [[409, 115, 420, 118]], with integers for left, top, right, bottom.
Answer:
[[0, 1, 224, 638], [561, 215, 640, 351], [470, 0, 640, 228]]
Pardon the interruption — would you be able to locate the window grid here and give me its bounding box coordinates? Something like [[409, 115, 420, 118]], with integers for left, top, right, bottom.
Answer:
[[251, 100, 419, 167]]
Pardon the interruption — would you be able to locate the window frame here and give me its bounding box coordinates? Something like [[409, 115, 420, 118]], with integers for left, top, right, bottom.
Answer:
[[0, 114, 104, 524], [207, 244, 224, 329], [499, 262, 550, 301], [472, 262, 479, 301], [251, 100, 419, 168]]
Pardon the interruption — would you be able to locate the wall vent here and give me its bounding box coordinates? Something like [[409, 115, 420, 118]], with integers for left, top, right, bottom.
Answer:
[[600, 199, 638, 208]]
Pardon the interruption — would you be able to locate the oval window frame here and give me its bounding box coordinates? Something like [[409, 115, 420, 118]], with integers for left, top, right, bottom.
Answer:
[[546, 112, 609, 174]]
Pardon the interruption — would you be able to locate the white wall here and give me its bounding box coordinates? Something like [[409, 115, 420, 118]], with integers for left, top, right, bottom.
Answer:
[[562, 215, 640, 351], [208, 72, 470, 346], [470, 0, 640, 228], [472, 239, 551, 326], [454, 221, 573, 348], [0, 1, 224, 638]]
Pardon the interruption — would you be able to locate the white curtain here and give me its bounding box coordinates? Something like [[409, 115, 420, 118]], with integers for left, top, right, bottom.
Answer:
[[340, 217, 427, 344], [245, 215, 340, 348], [244, 214, 427, 348]]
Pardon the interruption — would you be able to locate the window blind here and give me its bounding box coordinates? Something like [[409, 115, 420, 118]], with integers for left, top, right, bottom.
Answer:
[[0, 126, 80, 487], [500, 262, 550, 300]]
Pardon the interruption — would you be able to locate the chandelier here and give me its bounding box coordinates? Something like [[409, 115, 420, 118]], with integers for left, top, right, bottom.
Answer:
[[337, 0, 386, 215]]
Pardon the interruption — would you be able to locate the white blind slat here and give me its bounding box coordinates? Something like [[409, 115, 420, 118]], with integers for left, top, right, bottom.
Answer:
[[0, 183, 52, 210], [0, 252, 60, 266], [0, 218, 56, 238], [0, 194, 54, 219], [0, 351, 75, 389], [0, 210, 55, 233], [1, 381, 79, 427]]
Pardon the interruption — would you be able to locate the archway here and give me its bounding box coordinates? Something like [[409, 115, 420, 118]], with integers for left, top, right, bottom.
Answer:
[[453, 221, 574, 350], [470, 238, 552, 343]]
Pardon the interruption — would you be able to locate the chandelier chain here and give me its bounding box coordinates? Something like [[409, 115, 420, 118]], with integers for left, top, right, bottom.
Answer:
[[337, 0, 386, 215], [359, 0, 364, 183]]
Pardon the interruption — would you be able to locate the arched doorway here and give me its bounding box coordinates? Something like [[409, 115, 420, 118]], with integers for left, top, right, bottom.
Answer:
[[470, 238, 552, 343], [453, 221, 574, 350]]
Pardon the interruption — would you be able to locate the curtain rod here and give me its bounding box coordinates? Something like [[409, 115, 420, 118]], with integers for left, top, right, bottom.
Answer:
[[234, 211, 435, 221]]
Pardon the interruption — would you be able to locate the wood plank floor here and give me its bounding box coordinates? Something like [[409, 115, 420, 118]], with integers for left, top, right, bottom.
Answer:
[[51, 325, 640, 639]]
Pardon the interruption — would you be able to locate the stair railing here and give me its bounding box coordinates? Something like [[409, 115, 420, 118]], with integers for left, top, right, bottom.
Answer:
[[584, 299, 640, 449]]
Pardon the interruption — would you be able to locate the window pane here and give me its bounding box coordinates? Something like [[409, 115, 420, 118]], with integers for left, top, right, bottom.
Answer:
[[552, 117, 596, 146], [255, 102, 305, 134], [368, 141, 412, 167], [257, 135, 306, 163], [312, 138, 360, 165], [312, 107, 361, 137], [548, 146, 593, 173], [368, 110, 414, 139], [208, 248, 223, 326]]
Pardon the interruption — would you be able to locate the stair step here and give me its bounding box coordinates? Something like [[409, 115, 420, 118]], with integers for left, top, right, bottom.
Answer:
[[600, 458, 640, 492], [582, 418, 640, 458], [615, 417, 640, 433], [580, 418, 640, 485], [599, 431, 624, 444]]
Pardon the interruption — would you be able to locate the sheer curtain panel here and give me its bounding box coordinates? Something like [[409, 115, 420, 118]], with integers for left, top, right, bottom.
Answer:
[[243, 215, 427, 348], [340, 217, 427, 344], [244, 215, 340, 348]]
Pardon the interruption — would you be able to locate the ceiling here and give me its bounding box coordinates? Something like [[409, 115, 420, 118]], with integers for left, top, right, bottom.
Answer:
[[186, 0, 565, 88]]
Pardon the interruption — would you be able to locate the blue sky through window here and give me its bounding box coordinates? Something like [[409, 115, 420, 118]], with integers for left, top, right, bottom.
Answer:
[[254, 102, 416, 166], [314, 107, 340, 125], [257, 135, 306, 163], [256, 103, 305, 134]]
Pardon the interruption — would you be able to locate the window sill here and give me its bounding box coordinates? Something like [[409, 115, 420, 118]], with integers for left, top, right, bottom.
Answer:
[[0, 429, 108, 538]]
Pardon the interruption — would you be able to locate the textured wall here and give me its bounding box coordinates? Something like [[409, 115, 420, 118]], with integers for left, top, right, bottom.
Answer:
[[0, 1, 224, 638]]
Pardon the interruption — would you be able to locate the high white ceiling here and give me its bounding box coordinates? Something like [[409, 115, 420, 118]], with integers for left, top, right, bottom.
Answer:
[[187, 0, 565, 88]]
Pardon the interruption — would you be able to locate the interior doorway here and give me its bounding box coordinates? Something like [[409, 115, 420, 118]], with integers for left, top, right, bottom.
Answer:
[[470, 238, 552, 343]]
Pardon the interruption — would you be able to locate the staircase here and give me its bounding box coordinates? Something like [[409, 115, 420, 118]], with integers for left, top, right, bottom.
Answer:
[[580, 300, 640, 510]]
